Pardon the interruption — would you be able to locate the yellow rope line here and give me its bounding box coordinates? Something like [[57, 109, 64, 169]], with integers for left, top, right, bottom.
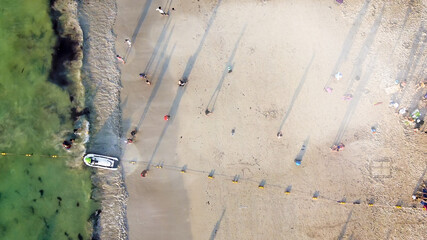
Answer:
[[1, 152, 64, 158], [128, 160, 427, 213]]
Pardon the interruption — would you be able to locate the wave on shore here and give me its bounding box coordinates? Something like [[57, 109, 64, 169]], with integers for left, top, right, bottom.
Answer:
[[76, 0, 128, 239]]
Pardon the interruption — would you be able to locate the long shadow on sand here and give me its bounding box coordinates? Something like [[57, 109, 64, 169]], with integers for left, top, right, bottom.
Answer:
[[209, 209, 226, 240], [332, 55, 377, 145], [332, 5, 387, 145], [144, 82, 184, 170], [125, 0, 154, 60], [150, 26, 176, 77], [396, 23, 425, 82], [167, 0, 222, 119], [337, 209, 353, 240], [345, 4, 384, 94], [165, 0, 174, 13], [181, 0, 222, 79], [136, 31, 176, 130], [389, 0, 415, 57], [206, 25, 246, 114], [294, 136, 310, 164], [412, 164, 427, 196], [277, 53, 315, 133], [143, 18, 172, 75], [324, 0, 371, 88], [393, 24, 426, 105], [144, 0, 222, 169]]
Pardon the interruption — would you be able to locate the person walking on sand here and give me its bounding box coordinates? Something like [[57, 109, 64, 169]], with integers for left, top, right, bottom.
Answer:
[[131, 129, 137, 137], [139, 73, 151, 85], [335, 72, 343, 81], [126, 129, 138, 144], [156, 6, 168, 16], [141, 169, 148, 177], [125, 39, 131, 48], [178, 79, 186, 87], [116, 55, 125, 64]]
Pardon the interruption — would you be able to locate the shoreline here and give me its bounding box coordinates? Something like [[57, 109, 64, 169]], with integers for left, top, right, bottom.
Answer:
[[113, 0, 201, 238], [77, 0, 128, 239], [66, 0, 427, 239]]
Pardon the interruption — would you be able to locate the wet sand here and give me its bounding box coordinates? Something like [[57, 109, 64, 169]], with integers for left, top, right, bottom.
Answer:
[[78, 1, 128, 239], [111, 0, 426, 239]]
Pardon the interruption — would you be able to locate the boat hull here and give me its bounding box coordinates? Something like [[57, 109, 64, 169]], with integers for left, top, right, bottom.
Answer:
[[83, 153, 119, 170]]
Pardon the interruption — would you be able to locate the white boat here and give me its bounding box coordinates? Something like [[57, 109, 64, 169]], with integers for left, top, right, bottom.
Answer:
[[83, 153, 119, 170]]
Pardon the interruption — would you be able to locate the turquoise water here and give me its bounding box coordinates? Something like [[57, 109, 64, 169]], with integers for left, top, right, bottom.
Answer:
[[0, 0, 96, 239]]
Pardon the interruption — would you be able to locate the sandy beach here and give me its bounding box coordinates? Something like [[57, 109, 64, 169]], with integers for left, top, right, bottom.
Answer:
[[80, 0, 427, 239]]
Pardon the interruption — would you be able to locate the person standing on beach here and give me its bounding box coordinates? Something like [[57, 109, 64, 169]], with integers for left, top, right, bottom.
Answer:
[[116, 55, 125, 64], [125, 39, 131, 48], [139, 73, 151, 85], [156, 7, 168, 16], [178, 79, 186, 86]]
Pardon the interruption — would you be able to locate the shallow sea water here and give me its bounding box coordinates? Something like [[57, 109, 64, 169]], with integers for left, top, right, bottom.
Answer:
[[0, 0, 96, 239]]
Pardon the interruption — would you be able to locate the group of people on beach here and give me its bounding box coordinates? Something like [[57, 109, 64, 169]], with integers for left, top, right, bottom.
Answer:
[[412, 181, 427, 210], [125, 129, 137, 144], [116, 5, 183, 178], [138, 72, 187, 87]]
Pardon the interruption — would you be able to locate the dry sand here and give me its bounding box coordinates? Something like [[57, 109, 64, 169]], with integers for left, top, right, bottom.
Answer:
[[110, 0, 427, 239]]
